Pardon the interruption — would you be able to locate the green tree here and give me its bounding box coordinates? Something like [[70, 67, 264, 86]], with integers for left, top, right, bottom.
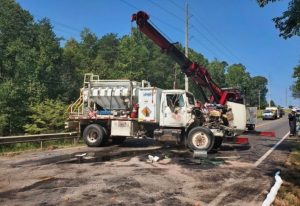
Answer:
[[117, 32, 150, 80], [225, 64, 251, 102], [0, 0, 36, 135], [270, 99, 276, 107], [0, 0, 34, 79], [94, 33, 119, 72], [62, 31, 121, 102], [61, 38, 82, 102], [24, 99, 67, 134], [207, 59, 228, 88], [291, 63, 300, 98], [257, 0, 300, 38], [248, 76, 268, 107], [0, 0, 64, 135], [33, 19, 63, 100]]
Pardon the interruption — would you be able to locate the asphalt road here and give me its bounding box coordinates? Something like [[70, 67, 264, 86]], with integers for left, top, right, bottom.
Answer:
[[0, 116, 293, 206]]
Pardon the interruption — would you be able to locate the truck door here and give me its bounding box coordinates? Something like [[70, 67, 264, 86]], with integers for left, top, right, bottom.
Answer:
[[160, 93, 187, 127]]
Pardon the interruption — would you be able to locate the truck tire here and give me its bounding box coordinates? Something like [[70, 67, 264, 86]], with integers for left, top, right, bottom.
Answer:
[[83, 124, 107, 147], [213, 136, 223, 149], [187, 126, 215, 152], [247, 124, 255, 131]]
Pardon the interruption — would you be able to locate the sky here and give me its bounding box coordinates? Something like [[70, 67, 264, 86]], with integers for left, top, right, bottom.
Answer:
[[16, 0, 300, 107]]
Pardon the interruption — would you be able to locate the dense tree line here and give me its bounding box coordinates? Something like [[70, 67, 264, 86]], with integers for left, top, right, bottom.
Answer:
[[0, 0, 269, 135]]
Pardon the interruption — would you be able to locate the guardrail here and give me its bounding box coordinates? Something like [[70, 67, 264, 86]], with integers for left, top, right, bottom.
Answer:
[[0, 132, 79, 148]]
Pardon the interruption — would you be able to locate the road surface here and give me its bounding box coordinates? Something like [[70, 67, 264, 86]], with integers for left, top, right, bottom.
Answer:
[[0, 116, 292, 206]]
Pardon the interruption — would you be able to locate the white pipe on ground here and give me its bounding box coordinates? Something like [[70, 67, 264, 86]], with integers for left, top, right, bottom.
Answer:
[[262, 171, 283, 206]]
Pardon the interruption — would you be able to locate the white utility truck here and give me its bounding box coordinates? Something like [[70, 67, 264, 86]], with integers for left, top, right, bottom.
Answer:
[[66, 73, 247, 152]]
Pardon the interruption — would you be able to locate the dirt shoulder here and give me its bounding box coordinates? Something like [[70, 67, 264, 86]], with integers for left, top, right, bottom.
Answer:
[[274, 137, 300, 206]]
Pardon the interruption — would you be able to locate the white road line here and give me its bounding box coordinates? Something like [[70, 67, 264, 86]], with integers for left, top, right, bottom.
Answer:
[[254, 132, 290, 167], [210, 131, 289, 205], [209, 191, 230, 206]]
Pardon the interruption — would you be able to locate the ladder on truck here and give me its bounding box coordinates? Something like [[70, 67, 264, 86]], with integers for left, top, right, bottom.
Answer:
[[66, 73, 100, 116]]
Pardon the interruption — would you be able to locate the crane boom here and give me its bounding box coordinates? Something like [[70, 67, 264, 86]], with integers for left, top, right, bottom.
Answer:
[[132, 11, 241, 105]]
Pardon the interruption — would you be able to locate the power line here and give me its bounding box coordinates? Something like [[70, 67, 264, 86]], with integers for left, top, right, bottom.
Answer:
[[148, 0, 184, 23], [33, 14, 82, 33], [119, 0, 140, 11], [168, 0, 184, 11], [189, 6, 245, 63], [189, 5, 261, 75], [119, 0, 247, 65], [169, 0, 232, 60], [120, 0, 225, 60], [119, 0, 184, 34], [190, 25, 232, 60], [151, 17, 184, 34], [147, 0, 234, 61], [167, 0, 247, 64], [190, 37, 220, 59]]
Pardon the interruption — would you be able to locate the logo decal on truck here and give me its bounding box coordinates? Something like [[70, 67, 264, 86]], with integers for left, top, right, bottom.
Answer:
[[143, 92, 152, 96]]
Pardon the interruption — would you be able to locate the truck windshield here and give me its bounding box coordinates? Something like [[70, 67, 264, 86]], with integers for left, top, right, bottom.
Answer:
[[186, 93, 195, 105], [166, 94, 184, 108], [264, 110, 272, 113]]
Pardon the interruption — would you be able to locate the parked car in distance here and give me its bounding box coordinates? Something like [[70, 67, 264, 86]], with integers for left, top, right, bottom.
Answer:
[[296, 109, 300, 117], [262, 109, 277, 120], [279, 108, 285, 117]]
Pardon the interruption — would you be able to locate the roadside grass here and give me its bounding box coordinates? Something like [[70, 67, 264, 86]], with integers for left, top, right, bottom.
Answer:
[[274, 139, 300, 206], [0, 139, 84, 156]]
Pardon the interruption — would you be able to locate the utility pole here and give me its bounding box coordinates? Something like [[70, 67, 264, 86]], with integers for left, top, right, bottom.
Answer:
[[184, 0, 189, 91], [268, 74, 271, 107], [285, 88, 288, 108], [258, 90, 261, 110], [173, 64, 177, 89]]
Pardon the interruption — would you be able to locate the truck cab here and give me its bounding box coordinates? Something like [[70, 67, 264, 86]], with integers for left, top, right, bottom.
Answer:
[[160, 90, 195, 128]]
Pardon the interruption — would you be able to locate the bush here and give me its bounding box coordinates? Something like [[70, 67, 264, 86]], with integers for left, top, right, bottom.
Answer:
[[23, 99, 67, 134]]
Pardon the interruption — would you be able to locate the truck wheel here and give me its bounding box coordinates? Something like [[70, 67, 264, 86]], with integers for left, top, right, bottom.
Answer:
[[112, 136, 126, 145], [83, 124, 107, 147], [247, 124, 255, 131], [213, 136, 223, 149], [187, 127, 215, 152]]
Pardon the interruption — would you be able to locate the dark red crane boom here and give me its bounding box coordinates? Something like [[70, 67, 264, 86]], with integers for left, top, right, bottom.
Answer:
[[132, 11, 241, 105]]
